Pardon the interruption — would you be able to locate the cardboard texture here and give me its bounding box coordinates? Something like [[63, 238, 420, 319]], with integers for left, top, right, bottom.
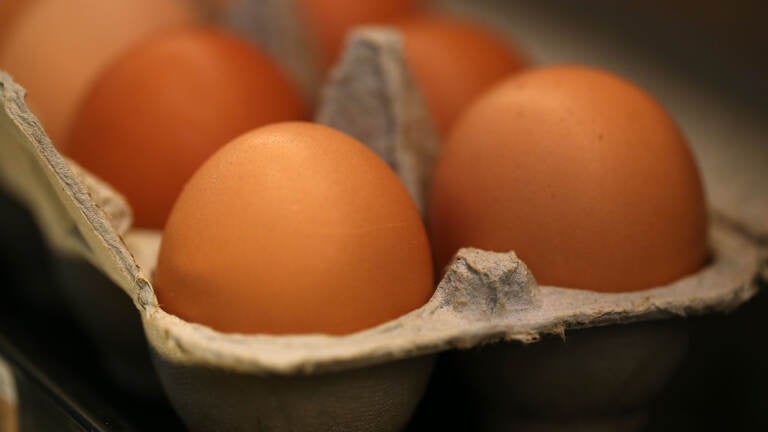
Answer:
[[153, 353, 434, 432], [1, 25, 764, 427], [316, 29, 438, 215], [129, 221, 756, 375], [452, 320, 688, 431], [0, 4, 766, 430]]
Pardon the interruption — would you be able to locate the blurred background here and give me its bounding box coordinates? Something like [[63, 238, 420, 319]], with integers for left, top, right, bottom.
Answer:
[[490, 0, 767, 105]]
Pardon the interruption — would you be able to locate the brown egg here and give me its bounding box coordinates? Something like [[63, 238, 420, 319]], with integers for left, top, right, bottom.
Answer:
[[295, 0, 420, 68], [0, 0, 28, 45], [0, 0, 199, 148], [155, 122, 434, 335], [0, 397, 17, 432], [428, 65, 707, 292], [67, 28, 306, 229], [396, 13, 527, 135]]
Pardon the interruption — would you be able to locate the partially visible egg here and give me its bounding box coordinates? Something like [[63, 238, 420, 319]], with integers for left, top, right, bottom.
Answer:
[[155, 122, 434, 335], [295, 0, 420, 68], [396, 14, 527, 135], [67, 28, 306, 229], [0, 0, 199, 148], [0, 397, 17, 432], [428, 66, 707, 292], [0, 0, 28, 45]]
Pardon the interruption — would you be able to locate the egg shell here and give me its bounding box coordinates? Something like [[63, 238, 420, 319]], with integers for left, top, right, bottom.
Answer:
[[67, 27, 307, 229], [1, 2, 767, 430], [200, 0, 320, 101], [154, 122, 434, 336], [316, 28, 438, 215], [0, 1, 28, 46], [1, 20, 764, 429], [394, 13, 527, 135], [0, 397, 15, 432], [0, 24, 764, 432], [0, 0, 199, 148], [293, 0, 420, 68], [428, 66, 707, 291]]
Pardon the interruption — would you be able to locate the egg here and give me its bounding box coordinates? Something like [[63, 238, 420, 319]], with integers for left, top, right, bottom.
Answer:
[[67, 28, 306, 229], [0, 1, 27, 45], [0, 0, 198, 148], [428, 65, 707, 292], [155, 122, 434, 335], [396, 13, 527, 135], [0, 398, 16, 432], [295, 0, 420, 67]]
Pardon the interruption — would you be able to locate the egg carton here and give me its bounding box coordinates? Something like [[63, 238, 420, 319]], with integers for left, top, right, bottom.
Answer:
[[1, 19, 766, 429], [3, 1, 768, 430]]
